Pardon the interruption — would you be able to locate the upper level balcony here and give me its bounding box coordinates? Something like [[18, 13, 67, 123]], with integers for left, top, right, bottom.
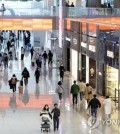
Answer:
[[67, 7, 120, 18]]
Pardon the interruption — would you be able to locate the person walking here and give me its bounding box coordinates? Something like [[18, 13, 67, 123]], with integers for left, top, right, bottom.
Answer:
[[51, 103, 60, 131], [70, 81, 80, 105], [103, 96, 113, 119], [3, 53, 8, 69], [48, 50, 53, 65], [88, 94, 101, 117], [42, 51, 47, 65], [21, 47, 25, 60], [30, 46, 34, 59], [34, 68, 40, 84], [59, 64, 65, 82], [9, 74, 19, 93], [38, 54, 42, 68], [84, 83, 93, 103], [79, 79, 86, 101], [56, 81, 63, 102], [22, 67, 30, 86]]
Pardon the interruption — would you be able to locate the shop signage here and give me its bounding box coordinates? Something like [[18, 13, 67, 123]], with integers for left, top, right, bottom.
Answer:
[[66, 37, 71, 41], [89, 45, 95, 52], [73, 38, 77, 45], [81, 42, 87, 48], [107, 50, 114, 58]]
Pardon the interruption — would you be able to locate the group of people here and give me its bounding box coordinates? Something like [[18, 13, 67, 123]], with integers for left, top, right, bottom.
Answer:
[[70, 79, 113, 119], [40, 103, 60, 132], [65, 1, 75, 7]]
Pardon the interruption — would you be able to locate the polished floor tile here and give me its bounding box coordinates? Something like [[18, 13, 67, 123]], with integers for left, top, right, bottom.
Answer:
[[0, 36, 120, 134]]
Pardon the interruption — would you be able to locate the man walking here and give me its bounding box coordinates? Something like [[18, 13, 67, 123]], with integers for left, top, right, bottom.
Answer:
[[70, 81, 80, 105], [88, 94, 101, 117], [79, 79, 86, 101], [51, 103, 60, 131]]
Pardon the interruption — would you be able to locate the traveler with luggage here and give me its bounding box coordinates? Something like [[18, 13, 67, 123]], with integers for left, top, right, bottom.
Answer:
[[22, 67, 30, 86], [51, 103, 60, 131], [34, 68, 40, 84], [70, 80, 80, 105], [9, 74, 19, 92]]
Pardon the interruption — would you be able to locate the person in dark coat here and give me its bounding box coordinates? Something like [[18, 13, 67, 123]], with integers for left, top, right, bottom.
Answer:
[[88, 94, 101, 117], [42, 51, 47, 65], [34, 68, 40, 84], [59, 64, 65, 82], [22, 67, 30, 86], [9, 74, 18, 92], [48, 50, 53, 65], [7, 39, 11, 52], [51, 103, 60, 131], [30, 46, 34, 59]]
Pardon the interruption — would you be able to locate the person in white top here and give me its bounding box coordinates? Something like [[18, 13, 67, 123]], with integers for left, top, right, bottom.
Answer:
[[79, 79, 86, 100], [56, 81, 63, 101], [103, 96, 113, 119]]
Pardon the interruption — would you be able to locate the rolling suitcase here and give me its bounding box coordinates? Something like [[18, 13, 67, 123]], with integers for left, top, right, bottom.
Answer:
[[19, 86, 23, 94], [20, 80, 23, 86]]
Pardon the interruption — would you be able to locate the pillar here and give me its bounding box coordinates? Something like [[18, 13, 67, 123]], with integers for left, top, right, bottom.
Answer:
[[114, 0, 120, 8], [86, 0, 101, 7]]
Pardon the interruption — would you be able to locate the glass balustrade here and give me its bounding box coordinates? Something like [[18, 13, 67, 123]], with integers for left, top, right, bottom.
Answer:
[[0, 7, 120, 17]]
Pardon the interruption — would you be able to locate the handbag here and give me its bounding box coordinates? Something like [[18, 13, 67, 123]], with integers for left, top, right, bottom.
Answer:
[[88, 91, 92, 94]]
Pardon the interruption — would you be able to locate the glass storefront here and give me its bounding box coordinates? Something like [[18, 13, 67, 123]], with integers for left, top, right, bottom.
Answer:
[[105, 65, 118, 98]]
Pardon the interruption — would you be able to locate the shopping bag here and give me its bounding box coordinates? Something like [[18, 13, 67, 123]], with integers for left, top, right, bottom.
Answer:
[[86, 108, 91, 116]]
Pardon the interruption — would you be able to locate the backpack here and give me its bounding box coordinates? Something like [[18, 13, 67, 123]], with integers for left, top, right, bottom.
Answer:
[[11, 78, 16, 84], [23, 71, 28, 78], [4, 56, 8, 62]]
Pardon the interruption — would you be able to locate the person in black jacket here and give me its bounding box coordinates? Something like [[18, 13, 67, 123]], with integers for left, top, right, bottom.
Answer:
[[48, 50, 53, 65], [88, 94, 101, 117], [51, 103, 60, 131], [59, 64, 65, 82], [42, 51, 47, 65], [22, 67, 30, 86], [34, 68, 40, 84]]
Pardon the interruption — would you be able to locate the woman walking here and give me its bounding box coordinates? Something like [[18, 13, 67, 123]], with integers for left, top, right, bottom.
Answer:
[[56, 81, 63, 102], [34, 68, 40, 84]]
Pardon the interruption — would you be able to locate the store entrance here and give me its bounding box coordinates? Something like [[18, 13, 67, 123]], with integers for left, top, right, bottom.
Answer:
[[66, 41, 70, 72], [67, 47, 70, 71], [81, 54, 86, 82], [89, 58, 96, 89]]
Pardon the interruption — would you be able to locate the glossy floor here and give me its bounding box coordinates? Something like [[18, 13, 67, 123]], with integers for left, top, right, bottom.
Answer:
[[0, 42, 120, 134]]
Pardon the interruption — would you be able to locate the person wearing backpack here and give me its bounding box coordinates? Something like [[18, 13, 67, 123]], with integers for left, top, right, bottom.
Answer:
[[22, 67, 30, 86], [34, 68, 40, 84], [70, 80, 80, 105], [9, 74, 18, 92]]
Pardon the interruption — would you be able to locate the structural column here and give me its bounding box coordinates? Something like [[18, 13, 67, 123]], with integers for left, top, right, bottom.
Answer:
[[114, 0, 120, 8], [86, 0, 101, 7]]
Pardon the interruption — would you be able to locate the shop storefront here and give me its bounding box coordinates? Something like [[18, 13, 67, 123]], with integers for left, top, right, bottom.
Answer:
[[71, 32, 79, 80]]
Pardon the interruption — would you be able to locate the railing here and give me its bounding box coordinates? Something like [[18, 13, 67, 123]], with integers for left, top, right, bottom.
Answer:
[[1, 7, 120, 17], [67, 7, 120, 17]]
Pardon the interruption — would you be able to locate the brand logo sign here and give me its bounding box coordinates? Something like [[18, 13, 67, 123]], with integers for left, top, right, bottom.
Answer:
[[73, 38, 77, 45], [107, 50, 114, 58]]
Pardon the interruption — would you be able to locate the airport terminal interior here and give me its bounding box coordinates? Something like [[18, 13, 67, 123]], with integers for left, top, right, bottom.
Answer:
[[0, 0, 120, 134]]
